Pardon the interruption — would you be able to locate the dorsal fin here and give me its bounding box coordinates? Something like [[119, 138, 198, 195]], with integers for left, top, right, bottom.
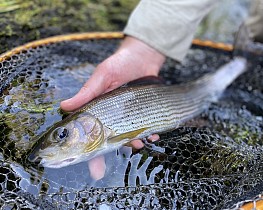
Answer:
[[122, 76, 165, 87]]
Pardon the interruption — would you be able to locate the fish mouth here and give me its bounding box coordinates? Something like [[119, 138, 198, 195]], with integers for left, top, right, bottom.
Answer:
[[28, 153, 42, 163], [41, 157, 77, 168]]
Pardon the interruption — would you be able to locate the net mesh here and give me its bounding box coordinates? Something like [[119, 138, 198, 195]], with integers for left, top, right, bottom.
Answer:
[[0, 37, 262, 209]]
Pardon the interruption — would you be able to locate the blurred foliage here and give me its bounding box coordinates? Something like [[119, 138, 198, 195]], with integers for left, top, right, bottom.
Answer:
[[0, 0, 250, 54], [0, 0, 139, 54], [195, 0, 250, 43], [0, 0, 22, 13]]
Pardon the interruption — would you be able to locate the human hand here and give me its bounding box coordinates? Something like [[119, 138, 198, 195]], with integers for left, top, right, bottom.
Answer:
[[60, 36, 165, 180]]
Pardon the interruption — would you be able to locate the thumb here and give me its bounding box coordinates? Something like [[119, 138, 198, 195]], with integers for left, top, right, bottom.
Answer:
[[60, 67, 110, 112]]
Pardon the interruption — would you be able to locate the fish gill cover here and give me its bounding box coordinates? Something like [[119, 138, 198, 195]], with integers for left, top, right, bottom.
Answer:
[[0, 37, 262, 209]]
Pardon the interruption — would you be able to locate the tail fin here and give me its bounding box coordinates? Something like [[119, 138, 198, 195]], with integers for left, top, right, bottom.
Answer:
[[208, 57, 247, 92], [190, 57, 247, 103]]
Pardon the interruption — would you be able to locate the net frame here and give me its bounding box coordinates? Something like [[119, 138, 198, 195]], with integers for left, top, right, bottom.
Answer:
[[0, 32, 262, 210]]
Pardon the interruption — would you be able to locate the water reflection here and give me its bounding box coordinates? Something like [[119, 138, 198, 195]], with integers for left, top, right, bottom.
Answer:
[[11, 145, 167, 194]]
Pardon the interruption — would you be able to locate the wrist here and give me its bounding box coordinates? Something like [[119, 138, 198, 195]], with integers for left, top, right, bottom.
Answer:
[[117, 36, 166, 75]]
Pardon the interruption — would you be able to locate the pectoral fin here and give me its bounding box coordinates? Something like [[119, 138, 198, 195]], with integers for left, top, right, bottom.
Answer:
[[108, 127, 148, 143]]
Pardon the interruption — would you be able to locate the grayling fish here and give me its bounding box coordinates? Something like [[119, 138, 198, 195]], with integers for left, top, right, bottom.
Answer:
[[29, 57, 246, 168]]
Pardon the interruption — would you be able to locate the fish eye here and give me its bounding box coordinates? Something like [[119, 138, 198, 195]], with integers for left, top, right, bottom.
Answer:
[[52, 127, 69, 142]]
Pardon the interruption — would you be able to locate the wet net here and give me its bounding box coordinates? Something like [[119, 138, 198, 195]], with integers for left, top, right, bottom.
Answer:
[[0, 33, 262, 209]]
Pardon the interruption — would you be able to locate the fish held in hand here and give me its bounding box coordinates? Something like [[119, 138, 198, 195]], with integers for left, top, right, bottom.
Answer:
[[28, 57, 247, 168]]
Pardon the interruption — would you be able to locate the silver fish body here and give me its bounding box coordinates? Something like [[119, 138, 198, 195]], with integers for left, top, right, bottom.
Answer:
[[30, 57, 247, 168], [82, 57, 246, 138]]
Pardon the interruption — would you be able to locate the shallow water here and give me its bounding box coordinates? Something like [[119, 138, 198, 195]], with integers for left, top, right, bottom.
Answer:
[[0, 39, 262, 209], [0, 55, 172, 193]]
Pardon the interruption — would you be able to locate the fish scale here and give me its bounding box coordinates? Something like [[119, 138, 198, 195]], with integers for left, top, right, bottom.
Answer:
[[79, 57, 246, 137], [32, 57, 247, 168]]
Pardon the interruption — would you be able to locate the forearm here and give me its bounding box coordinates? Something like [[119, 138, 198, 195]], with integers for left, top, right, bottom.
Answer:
[[124, 0, 218, 62]]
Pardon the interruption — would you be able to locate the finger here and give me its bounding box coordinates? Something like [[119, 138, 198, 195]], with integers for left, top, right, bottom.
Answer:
[[60, 58, 117, 111], [128, 134, 160, 149], [60, 71, 107, 111], [128, 139, 145, 150], [147, 134, 160, 142], [87, 155, 106, 180]]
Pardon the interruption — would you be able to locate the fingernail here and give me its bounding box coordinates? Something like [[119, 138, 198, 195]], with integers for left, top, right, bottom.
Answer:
[[134, 140, 144, 149], [60, 100, 70, 106], [148, 134, 160, 142]]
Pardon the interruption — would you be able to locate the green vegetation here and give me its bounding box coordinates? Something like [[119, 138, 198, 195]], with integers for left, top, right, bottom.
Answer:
[[228, 124, 262, 146], [0, 0, 139, 54]]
